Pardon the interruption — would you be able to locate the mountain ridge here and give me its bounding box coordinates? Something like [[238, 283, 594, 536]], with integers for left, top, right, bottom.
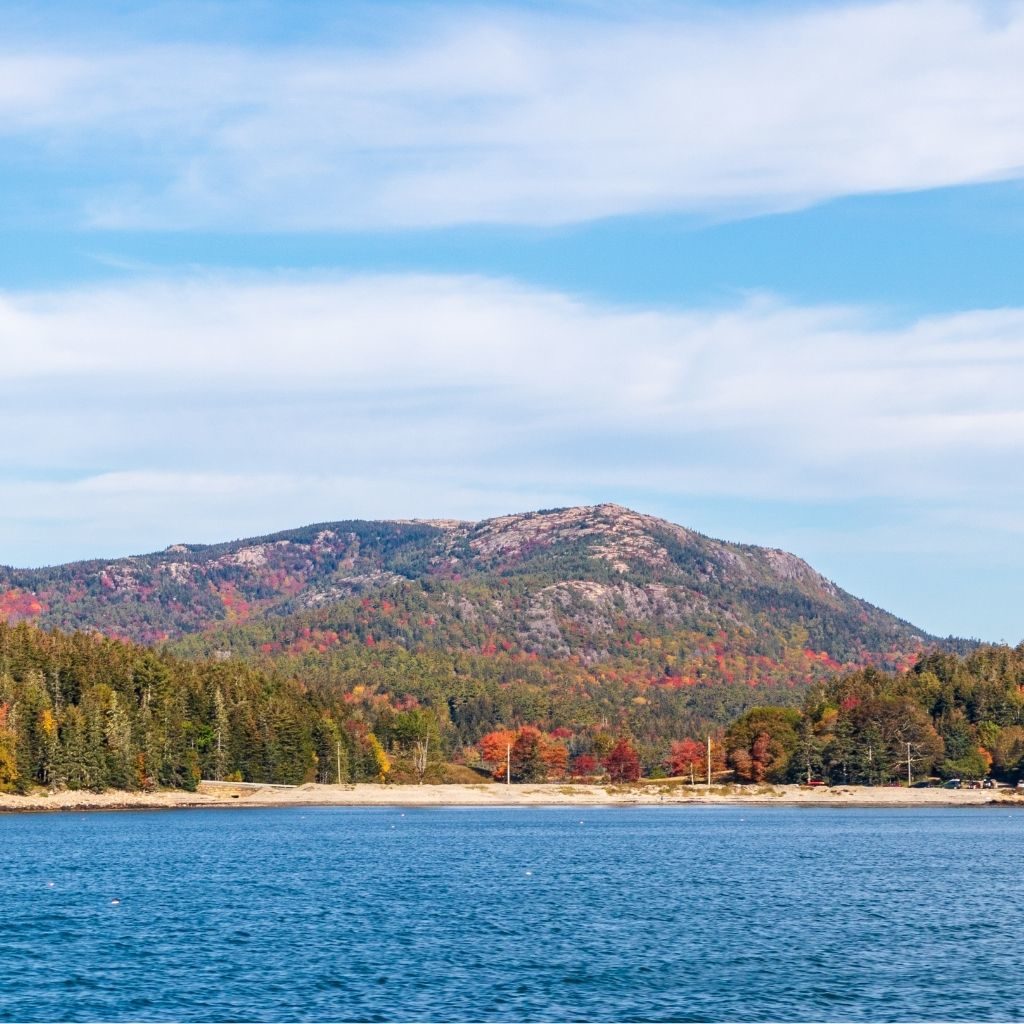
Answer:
[[0, 503, 940, 666]]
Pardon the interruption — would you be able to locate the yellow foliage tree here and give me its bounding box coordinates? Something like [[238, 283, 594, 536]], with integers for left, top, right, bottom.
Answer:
[[39, 708, 57, 738], [0, 734, 18, 792], [367, 732, 391, 783]]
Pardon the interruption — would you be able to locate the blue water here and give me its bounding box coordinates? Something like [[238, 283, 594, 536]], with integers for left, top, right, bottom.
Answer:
[[2, 806, 1023, 1022]]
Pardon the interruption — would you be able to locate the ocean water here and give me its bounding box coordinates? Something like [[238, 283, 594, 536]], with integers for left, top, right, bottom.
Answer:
[[1, 805, 1022, 1022]]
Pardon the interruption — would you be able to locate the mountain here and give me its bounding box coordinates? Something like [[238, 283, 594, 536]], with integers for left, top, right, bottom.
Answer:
[[2, 502, 935, 665], [0, 503, 964, 752]]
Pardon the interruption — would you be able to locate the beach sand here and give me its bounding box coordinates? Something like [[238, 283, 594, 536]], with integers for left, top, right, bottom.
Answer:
[[1, 780, 1020, 813]]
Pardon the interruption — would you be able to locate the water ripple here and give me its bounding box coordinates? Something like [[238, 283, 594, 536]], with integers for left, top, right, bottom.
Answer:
[[1, 806, 1022, 1021]]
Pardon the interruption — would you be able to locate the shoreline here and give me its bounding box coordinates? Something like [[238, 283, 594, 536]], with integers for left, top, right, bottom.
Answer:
[[2, 781, 1022, 814]]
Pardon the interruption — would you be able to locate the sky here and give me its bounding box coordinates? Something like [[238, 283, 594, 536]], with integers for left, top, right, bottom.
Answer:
[[1, 0, 1023, 643]]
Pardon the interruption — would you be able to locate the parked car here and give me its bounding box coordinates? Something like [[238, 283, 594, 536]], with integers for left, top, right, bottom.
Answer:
[[1016, 780, 1024, 790], [982, 778, 996, 789], [942, 778, 962, 789]]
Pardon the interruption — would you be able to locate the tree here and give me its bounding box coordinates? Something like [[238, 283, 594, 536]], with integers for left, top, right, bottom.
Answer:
[[312, 715, 345, 784], [788, 717, 824, 784], [852, 696, 943, 783], [367, 733, 391, 783], [667, 738, 705, 784], [103, 690, 134, 790], [266, 695, 317, 785], [477, 726, 566, 782], [538, 733, 569, 778], [604, 737, 641, 783], [0, 703, 18, 793], [725, 707, 801, 783], [412, 737, 430, 784], [390, 708, 440, 784], [987, 725, 1024, 777], [478, 728, 517, 780], [38, 707, 59, 787], [822, 714, 857, 785], [571, 753, 599, 778], [212, 687, 230, 781], [940, 715, 986, 780], [510, 726, 547, 783]]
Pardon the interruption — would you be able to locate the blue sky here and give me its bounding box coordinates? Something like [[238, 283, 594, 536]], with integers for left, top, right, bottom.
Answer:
[[1, 0, 1023, 643]]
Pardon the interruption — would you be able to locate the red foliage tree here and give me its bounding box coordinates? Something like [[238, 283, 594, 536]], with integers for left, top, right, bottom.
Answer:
[[604, 737, 642, 783], [570, 753, 599, 778], [667, 738, 705, 784]]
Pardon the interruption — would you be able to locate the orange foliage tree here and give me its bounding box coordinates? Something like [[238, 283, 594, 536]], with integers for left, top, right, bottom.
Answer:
[[478, 729, 518, 778], [478, 726, 568, 782]]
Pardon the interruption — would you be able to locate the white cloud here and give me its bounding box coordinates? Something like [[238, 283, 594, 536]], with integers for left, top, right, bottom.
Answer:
[[3, 268, 1024, 639], [1, 269, 1023, 504], [2, 1, 1024, 227]]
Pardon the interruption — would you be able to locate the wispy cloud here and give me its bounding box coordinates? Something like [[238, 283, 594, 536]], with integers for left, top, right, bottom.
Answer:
[[2, 1, 1024, 228]]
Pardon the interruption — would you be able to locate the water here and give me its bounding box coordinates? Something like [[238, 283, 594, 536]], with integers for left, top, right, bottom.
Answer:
[[1, 805, 1022, 1022]]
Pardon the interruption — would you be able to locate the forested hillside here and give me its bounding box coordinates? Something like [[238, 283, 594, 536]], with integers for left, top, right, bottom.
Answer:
[[0, 617, 832, 792], [1, 620, 1019, 793]]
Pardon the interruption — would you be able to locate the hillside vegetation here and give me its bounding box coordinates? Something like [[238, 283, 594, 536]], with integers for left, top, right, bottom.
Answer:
[[722, 645, 1024, 785], [2, 504, 940, 678], [0, 620, 1018, 793]]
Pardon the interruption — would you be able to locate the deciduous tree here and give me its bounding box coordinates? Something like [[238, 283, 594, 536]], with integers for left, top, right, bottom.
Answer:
[[667, 738, 705, 784], [604, 737, 641, 783]]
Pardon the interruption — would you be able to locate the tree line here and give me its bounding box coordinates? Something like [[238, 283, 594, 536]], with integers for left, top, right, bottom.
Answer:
[[718, 645, 1024, 784], [0, 622, 431, 793], [2, 619, 1021, 793]]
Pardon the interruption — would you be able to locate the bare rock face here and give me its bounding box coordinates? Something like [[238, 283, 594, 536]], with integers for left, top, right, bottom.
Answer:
[[763, 548, 838, 596], [464, 504, 841, 604], [469, 503, 691, 575]]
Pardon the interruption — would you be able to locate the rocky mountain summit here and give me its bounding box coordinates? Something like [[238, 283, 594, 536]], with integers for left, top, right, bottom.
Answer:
[[1, 505, 933, 681]]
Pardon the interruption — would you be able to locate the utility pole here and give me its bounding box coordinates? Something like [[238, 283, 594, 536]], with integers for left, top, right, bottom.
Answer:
[[506, 742, 511, 785], [706, 735, 712, 788], [336, 740, 342, 785]]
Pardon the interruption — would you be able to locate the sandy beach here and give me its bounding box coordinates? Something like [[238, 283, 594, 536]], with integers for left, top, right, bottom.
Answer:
[[2, 780, 1021, 813]]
